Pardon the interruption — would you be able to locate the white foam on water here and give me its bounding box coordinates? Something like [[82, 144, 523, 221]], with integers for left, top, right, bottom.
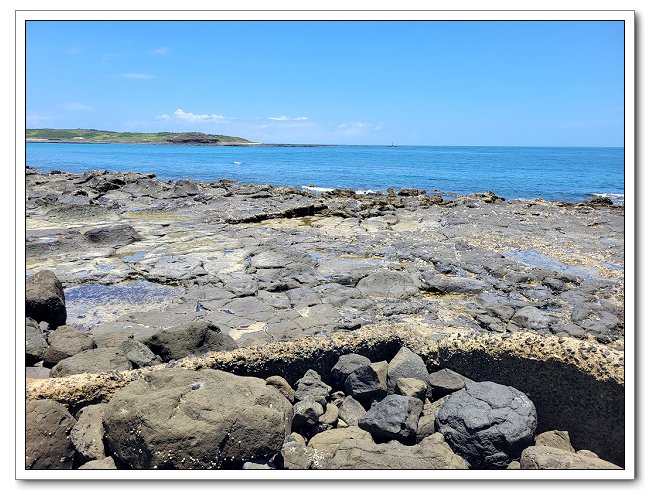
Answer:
[[590, 192, 624, 203], [302, 185, 335, 193]]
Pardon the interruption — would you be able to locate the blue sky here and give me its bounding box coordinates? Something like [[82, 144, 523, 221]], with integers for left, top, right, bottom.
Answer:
[[25, 20, 624, 146]]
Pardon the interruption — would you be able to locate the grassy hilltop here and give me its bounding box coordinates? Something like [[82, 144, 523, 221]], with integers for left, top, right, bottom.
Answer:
[[26, 129, 255, 145]]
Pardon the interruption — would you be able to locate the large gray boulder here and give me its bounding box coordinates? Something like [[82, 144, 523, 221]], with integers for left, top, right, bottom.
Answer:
[[143, 321, 237, 362], [435, 381, 537, 469], [83, 224, 142, 246], [386, 347, 429, 395], [327, 433, 468, 469], [103, 369, 293, 469], [520, 445, 621, 470], [26, 399, 77, 469], [50, 346, 132, 377], [330, 353, 371, 389], [26, 317, 47, 365], [26, 270, 67, 329], [358, 394, 423, 444], [43, 325, 95, 367]]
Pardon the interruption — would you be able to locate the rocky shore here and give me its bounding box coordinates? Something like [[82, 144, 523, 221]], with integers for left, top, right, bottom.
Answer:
[[24, 167, 625, 471]]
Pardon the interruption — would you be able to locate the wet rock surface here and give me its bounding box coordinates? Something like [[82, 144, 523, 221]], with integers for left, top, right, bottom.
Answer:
[[25, 169, 623, 349], [24, 169, 625, 472]]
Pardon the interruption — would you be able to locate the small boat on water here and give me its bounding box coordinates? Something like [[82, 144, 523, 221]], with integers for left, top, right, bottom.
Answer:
[[233, 161, 242, 165]]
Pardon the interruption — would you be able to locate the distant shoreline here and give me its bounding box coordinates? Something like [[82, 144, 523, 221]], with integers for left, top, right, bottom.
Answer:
[[25, 138, 343, 148]]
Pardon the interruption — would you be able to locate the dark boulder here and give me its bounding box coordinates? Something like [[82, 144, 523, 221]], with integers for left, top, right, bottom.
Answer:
[[435, 381, 537, 469], [103, 369, 293, 469], [143, 321, 237, 362], [26, 399, 76, 469], [344, 364, 387, 405], [26, 270, 66, 329], [358, 394, 423, 444], [330, 353, 371, 389]]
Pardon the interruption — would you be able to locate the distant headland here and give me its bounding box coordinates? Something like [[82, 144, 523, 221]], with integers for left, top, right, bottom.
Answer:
[[26, 128, 259, 146]]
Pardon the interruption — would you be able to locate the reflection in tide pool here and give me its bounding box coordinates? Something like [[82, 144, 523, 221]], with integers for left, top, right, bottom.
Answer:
[[64, 279, 183, 330]]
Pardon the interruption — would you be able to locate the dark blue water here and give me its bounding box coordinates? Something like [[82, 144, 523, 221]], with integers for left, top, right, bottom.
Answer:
[[26, 143, 624, 202]]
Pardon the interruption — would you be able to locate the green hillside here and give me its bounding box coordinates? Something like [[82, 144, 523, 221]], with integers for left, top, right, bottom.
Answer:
[[26, 129, 254, 145]]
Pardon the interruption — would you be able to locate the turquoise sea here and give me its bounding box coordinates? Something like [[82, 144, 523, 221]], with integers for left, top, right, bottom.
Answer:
[[26, 143, 624, 203]]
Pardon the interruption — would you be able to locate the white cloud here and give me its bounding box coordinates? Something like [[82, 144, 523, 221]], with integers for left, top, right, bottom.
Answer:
[[62, 102, 94, 111], [268, 116, 308, 121], [156, 108, 229, 123], [120, 73, 154, 79], [338, 121, 384, 136], [152, 47, 169, 55], [26, 113, 53, 125]]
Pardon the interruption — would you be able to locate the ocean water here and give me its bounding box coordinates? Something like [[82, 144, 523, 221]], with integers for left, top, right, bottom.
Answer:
[[25, 143, 624, 203]]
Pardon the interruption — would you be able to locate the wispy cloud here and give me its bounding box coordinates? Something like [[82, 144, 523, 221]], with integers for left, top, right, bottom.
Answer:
[[119, 73, 154, 80], [62, 102, 94, 111], [156, 108, 229, 124], [338, 121, 384, 136], [268, 115, 309, 121], [151, 47, 169, 55], [26, 113, 53, 125]]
